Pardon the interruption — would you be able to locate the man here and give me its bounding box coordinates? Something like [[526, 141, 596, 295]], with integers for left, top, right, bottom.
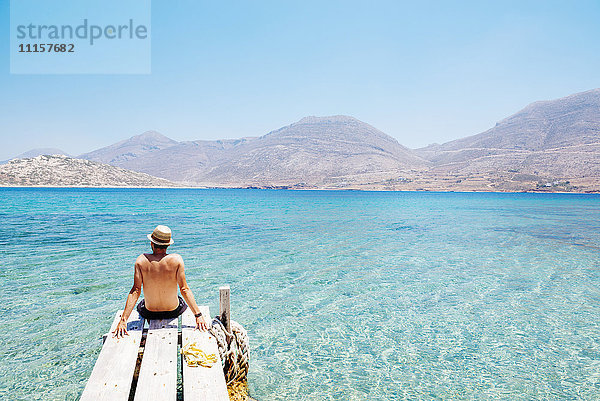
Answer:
[[113, 225, 208, 338]]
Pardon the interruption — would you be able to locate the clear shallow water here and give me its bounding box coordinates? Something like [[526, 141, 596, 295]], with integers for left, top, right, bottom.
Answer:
[[1, 188, 600, 400]]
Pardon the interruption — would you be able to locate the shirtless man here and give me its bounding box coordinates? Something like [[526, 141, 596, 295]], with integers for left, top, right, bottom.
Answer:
[[113, 225, 208, 338]]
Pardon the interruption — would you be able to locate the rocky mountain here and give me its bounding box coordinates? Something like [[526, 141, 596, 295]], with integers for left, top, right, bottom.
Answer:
[[410, 89, 600, 191], [5, 89, 600, 192], [81, 116, 428, 187], [79, 131, 179, 165], [416, 89, 600, 165], [0, 155, 178, 187], [99, 137, 258, 184], [195, 116, 427, 187], [1, 148, 69, 164]]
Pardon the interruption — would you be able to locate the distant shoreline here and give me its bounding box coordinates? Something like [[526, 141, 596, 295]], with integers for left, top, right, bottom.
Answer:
[[1, 184, 598, 195]]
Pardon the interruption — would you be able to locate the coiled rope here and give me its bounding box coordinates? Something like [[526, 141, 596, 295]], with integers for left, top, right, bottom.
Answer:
[[209, 316, 251, 400]]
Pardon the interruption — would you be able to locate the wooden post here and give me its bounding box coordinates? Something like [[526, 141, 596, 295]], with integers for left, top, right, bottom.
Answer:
[[219, 286, 231, 332]]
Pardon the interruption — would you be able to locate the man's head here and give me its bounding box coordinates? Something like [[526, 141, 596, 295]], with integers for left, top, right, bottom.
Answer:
[[147, 225, 174, 250]]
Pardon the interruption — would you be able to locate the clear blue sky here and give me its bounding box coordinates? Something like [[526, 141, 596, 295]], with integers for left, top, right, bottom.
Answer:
[[1, 0, 599, 159]]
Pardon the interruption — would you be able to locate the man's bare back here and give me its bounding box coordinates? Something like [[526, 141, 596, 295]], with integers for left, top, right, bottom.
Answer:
[[113, 225, 207, 338], [136, 252, 181, 311]]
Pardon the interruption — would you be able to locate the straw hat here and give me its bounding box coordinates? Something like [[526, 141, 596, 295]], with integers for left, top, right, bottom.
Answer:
[[147, 225, 174, 246]]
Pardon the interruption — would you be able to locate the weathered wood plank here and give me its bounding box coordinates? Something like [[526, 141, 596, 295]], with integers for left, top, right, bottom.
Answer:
[[219, 286, 231, 332], [80, 310, 144, 401], [133, 316, 179, 401], [182, 307, 229, 401]]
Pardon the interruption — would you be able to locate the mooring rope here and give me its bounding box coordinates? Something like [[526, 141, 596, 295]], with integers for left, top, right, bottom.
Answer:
[[209, 316, 250, 385]]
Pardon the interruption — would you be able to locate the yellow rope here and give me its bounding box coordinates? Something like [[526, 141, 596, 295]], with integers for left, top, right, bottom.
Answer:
[[181, 341, 218, 368]]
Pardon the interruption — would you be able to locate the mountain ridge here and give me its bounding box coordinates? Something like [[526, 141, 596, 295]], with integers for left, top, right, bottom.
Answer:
[[77, 115, 428, 186], [6, 88, 600, 191], [416, 88, 600, 161], [78, 130, 179, 165], [193, 115, 427, 187]]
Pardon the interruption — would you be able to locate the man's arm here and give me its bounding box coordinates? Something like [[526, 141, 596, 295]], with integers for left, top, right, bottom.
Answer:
[[113, 257, 143, 338], [176, 256, 208, 331]]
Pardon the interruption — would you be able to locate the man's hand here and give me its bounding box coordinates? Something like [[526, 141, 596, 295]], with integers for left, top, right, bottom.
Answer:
[[112, 319, 129, 339], [196, 315, 208, 331]]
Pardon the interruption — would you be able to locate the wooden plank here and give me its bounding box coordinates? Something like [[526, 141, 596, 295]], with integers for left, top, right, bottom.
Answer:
[[219, 286, 231, 332], [80, 310, 144, 401], [133, 316, 179, 401], [182, 307, 229, 401]]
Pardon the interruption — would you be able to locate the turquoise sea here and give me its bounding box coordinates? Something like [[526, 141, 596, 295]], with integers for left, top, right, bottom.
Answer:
[[1, 188, 600, 400]]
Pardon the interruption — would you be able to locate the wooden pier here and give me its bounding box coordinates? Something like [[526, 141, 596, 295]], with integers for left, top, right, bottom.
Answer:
[[81, 301, 230, 400]]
